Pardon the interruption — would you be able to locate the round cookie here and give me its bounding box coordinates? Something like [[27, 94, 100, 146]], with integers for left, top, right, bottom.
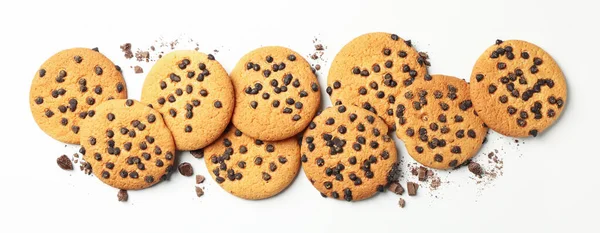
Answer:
[[470, 40, 567, 137], [301, 105, 399, 201], [230, 46, 321, 141], [327, 32, 428, 128], [141, 50, 234, 150], [394, 75, 488, 170], [203, 125, 300, 200], [30, 48, 127, 144], [79, 99, 176, 190]]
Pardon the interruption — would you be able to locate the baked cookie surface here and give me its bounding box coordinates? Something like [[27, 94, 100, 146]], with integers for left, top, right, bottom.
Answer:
[[395, 75, 487, 169], [79, 99, 176, 190], [30, 48, 127, 144], [470, 40, 567, 137], [230, 46, 321, 141], [141, 50, 234, 150], [327, 32, 428, 128], [203, 126, 301, 200], [301, 105, 399, 201]]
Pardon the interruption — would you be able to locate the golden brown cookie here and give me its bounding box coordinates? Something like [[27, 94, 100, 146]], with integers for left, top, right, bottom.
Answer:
[[141, 50, 234, 150], [394, 75, 488, 170], [230, 46, 321, 141], [203, 126, 300, 200], [327, 32, 428, 128], [301, 105, 399, 201], [470, 40, 567, 137], [79, 99, 176, 190], [30, 48, 127, 144]]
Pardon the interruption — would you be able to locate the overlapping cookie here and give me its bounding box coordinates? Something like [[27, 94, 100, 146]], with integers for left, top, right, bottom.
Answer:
[[30, 48, 127, 144], [203, 126, 301, 200], [470, 40, 567, 137], [395, 75, 487, 169], [327, 32, 428, 128], [230, 46, 321, 141], [141, 50, 234, 150], [79, 99, 176, 190], [301, 105, 399, 201]]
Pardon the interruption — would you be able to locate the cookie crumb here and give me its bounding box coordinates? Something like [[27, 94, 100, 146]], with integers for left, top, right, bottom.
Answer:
[[178, 162, 194, 176], [134, 66, 143, 74], [135, 50, 150, 62], [417, 166, 428, 181], [315, 44, 324, 50], [195, 186, 204, 197], [398, 198, 406, 208], [57, 155, 73, 170], [468, 161, 483, 177], [310, 54, 319, 60], [190, 149, 204, 158], [407, 182, 418, 196], [315, 64, 321, 70], [388, 182, 405, 195], [117, 189, 128, 202], [196, 175, 205, 184], [120, 43, 133, 59]]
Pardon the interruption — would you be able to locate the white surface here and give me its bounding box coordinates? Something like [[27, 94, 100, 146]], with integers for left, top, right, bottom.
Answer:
[[0, 0, 598, 232]]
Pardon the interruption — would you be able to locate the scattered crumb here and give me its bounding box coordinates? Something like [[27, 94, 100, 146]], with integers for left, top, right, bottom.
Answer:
[[398, 198, 406, 208], [134, 66, 143, 74], [135, 50, 150, 62], [388, 182, 405, 195], [80, 161, 92, 175], [314, 44, 324, 50], [190, 149, 204, 159], [430, 177, 441, 190], [418, 166, 428, 181], [150, 46, 155, 51], [310, 53, 319, 60], [57, 155, 73, 170], [120, 43, 133, 59], [213, 49, 219, 53], [407, 182, 418, 196], [73, 153, 79, 158], [118, 189, 128, 202], [468, 161, 484, 177], [178, 162, 194, 176], [196, 175, 205, 184], [315, 64, 321, 70], [195, 186, 204, 197]]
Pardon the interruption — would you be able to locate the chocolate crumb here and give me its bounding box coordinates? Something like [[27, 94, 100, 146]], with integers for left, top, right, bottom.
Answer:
[[190, 149, 204, 158], [135, 50, 150, 62], [178, 162, 194, 176], [195, 186, 204, 197], [315, 64, 321, 70], [315, 44, 324, 50], [418, 166, 428, 181], [196, 175, 205, 184], [407, 182, 418, 196], [120, 43, 133, 59], [468, 161, 484, 177], [310, 54, 319, 60], [117, 189, 128, 202], [134, 66, 143, 74], [398, 198, 406, 208], [57, 155, 73, 170], [388, 182, 405, 195]]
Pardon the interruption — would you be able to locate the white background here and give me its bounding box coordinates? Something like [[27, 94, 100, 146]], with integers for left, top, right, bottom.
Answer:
[[0, 0, 598, 232]]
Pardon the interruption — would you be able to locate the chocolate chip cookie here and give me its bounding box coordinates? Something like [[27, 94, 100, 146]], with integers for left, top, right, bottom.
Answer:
[[395, 75, 487, 169], [230, 46, 321, 141], [79, 99, 176, 190], [470, 40, 567, 137], [141, 50, 234, 150], [30, 48, 127, 144], [203, 126, 301, 200], [301, 105, 399, 201], [327, 32, 428, 128]]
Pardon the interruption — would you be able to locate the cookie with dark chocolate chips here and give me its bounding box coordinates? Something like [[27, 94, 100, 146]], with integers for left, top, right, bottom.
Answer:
[[327, 32, 428, 128], [141, 50, 234, 150], [470, 40, 567, 137], [230, 46, 321, 141], [395, 75, 487, 169], [30, 48, 127, 144], [203, 126, 300, 200], [79, 99, 175, 190], [301, 105, 399, 201]]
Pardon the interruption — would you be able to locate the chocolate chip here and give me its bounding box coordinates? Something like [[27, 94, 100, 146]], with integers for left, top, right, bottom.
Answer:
[[434, 154, 443, 162], [529, 129, 538, 137], [56, 155, 73, 170], [530, 65, 539, 74], [449, 160, 458, 167], [488, 84, 497, 94], [39, 69, 46, 77], [451, 146, 461, 154]]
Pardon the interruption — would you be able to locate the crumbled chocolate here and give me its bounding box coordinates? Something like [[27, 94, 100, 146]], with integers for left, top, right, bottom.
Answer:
[[388, 182, 405, 195], [468, 161, 484, 177], [57, 155, 73, 170], [120, 43, 133, 59], [178, 162, 194, 176], [135, 50, 150, 62], [196, 175, 205, 184], [134, 66, 143, 74], [418, 166, 428, 181], [315, 44, 324, 50], [398, 198, 406, 208], [407, 182, 418, 196], [195, 186, 204, 197], [117, 189, 128, 202]]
